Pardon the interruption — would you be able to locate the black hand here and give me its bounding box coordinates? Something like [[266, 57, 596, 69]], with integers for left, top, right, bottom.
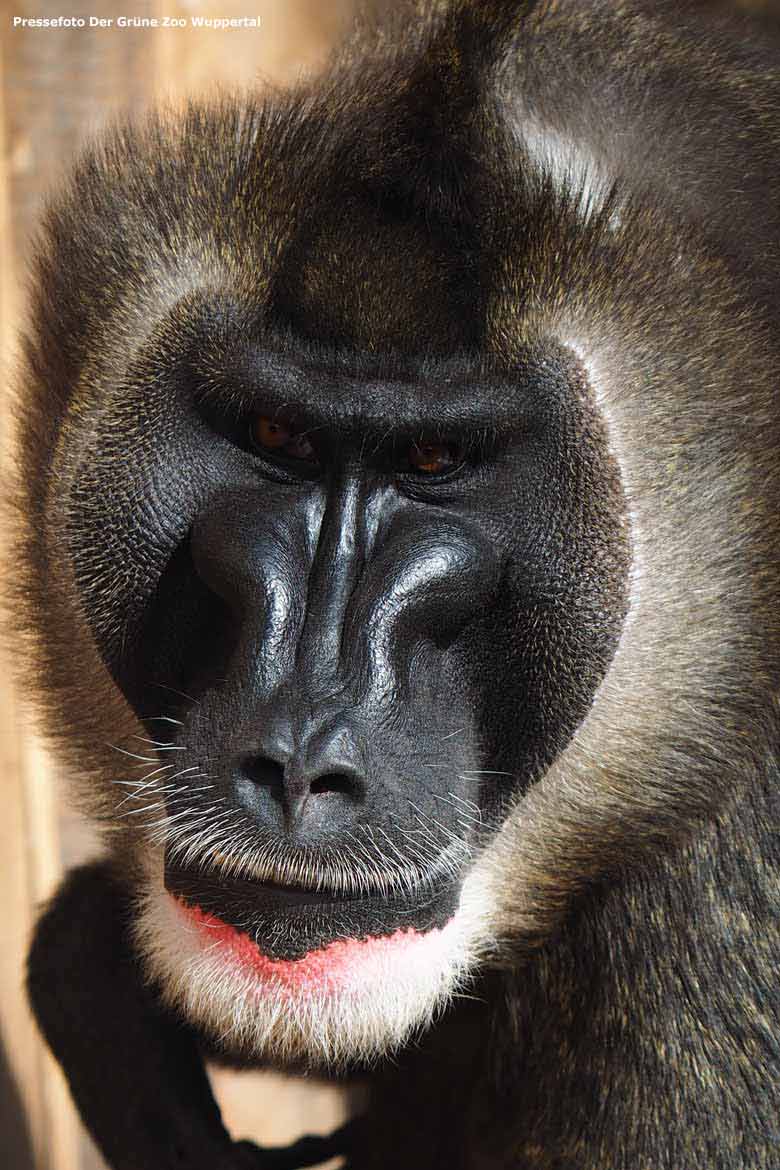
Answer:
[[232, 1120, 358, 1168], [28, 862, 245, 1170]]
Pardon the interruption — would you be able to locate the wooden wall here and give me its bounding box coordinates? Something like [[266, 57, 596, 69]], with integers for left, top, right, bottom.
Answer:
[[0, 4, 352, 1167]]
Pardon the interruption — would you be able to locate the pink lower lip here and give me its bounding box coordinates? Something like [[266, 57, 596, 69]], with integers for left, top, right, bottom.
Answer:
[[173, 896, 431, 993]]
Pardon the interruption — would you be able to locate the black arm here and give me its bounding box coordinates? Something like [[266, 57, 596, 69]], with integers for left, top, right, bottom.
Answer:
[[27, 861, 353, 1170]]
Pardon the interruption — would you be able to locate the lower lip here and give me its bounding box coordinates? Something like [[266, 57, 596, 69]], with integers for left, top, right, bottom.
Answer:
[[172, 895, 434, 994]]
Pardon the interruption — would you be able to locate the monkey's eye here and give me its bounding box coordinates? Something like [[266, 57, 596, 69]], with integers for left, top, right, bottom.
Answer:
[[407, 440, 462, 476], [249, 415, 318, 464]]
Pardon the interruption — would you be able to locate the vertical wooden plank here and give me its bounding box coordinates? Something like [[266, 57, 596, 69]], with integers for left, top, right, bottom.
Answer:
[[153, 0, 353, 96], [0, 38, 51, 1170], [0, 59, 40, 1170]]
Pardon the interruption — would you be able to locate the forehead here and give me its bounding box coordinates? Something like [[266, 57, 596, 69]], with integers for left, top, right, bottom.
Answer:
[[264, 194, 486, 356]]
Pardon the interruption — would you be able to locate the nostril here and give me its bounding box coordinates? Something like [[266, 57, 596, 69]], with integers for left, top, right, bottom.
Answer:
[[241, 757, 362, 803], [242, 756, 285, 803], [309, 773, 361, 799], [234, 735, 367, 832]]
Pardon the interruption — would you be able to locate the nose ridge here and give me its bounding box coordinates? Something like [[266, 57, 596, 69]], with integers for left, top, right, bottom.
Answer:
[[296, 474, 365, 687]]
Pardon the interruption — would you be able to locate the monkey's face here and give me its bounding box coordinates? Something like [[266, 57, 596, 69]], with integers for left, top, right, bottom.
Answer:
[[23, 101, 629, 1067], [60, 321, 626, 1065]]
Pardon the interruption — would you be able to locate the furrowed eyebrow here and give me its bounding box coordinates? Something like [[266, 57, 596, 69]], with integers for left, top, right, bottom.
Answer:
[[191, 349, 556, 439]]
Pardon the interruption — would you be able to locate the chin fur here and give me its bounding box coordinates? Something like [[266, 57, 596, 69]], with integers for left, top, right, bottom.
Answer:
[[133, 862, 493, 1068]]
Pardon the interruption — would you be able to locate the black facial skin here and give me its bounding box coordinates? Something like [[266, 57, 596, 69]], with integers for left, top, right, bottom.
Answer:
[[66, 318, 628, 959]]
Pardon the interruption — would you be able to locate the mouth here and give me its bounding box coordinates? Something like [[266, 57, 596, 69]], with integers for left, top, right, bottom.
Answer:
[[164, 857, 461, 962], [140, 849, 487, 1063]]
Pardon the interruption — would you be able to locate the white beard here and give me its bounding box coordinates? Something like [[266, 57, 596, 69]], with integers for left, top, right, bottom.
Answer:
[[133, 856, 494, 1068]]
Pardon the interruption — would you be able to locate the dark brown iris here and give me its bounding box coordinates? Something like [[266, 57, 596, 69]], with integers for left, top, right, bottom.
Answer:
[[408, 440, 460, 475], [250, 415, 317, 463]]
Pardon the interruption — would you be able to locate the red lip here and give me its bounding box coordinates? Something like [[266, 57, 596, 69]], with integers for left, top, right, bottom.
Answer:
[[173, 894, 431, 993]]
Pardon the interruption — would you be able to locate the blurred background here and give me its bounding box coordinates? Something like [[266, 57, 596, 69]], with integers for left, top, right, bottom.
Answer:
[[0, 1, 778, 1168]]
